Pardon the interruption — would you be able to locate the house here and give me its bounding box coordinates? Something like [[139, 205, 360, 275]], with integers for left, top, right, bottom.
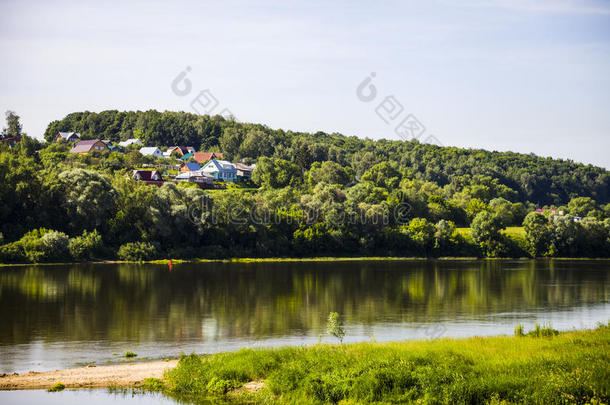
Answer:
[[201, 159, 237, 181], [175, 170, 214, 186], [69, 139, 109, 153], [164, 146, 195, 158], [56, 132, 81, 142], [234, 163, 256, 180], [139, 147, 164, 158], [108, 144, 123, 153], [132, 170, 164, 187], [193, 152, 224, 164], [0, 136, 21, 147], [118, 138, 143, 147], [181, 162, 201, 172]]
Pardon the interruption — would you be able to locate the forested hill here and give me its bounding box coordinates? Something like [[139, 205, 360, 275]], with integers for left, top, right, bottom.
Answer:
[[45, 110, 609, 206]]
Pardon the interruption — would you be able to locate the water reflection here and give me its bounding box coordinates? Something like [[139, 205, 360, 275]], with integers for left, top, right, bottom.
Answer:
[[0, 259, 608, 372]]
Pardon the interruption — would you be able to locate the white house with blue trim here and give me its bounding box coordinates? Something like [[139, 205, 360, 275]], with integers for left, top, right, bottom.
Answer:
[[201, 159, 237, 181]]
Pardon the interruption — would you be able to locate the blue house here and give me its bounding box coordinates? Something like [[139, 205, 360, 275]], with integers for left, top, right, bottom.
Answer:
[[200, 159, 237, 181], [181, 162, 201, 172]]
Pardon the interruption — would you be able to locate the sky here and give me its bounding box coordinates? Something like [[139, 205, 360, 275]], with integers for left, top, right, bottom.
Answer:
[[1, 0, 609, 168]]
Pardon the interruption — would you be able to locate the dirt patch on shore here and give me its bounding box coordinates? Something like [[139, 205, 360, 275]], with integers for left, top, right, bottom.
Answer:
[[0, 360, 178, 390]]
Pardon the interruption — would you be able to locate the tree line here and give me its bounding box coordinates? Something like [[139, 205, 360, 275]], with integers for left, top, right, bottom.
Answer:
[[0, 110, 608, 262]]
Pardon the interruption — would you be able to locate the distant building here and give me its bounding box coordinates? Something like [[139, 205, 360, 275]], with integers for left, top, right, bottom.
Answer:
[[234, 162, 256, 180], [175, 170, 214, 186], [69, 139, 108, 153], [0, 136, 21, 147], [118, 138, 143, 147], [56, 132, 81, 142], [164, 146, 195, 158], [193, 152, 224, 163], [201, 159, 237, 181], [132, 170, 164, 187], [139, 147, 164, 158], [181, 162, 201, 172]]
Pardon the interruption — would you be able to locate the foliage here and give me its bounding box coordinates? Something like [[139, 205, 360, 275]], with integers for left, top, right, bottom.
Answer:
[[68, 230, 103, 261], [1, 110, 610, 262], [326, 312, 345, 343], [163, 325, 610, 404], [523, 212, 552, 257], [124, 350, 138, 358], [117, 242, 157, 261]]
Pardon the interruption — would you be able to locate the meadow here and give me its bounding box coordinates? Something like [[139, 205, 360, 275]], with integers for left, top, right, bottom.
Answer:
[[160, 323, 610, 404]]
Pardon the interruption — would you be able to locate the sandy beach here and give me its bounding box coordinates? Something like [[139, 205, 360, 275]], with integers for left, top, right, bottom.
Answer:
[[0, 360, 178, 390]]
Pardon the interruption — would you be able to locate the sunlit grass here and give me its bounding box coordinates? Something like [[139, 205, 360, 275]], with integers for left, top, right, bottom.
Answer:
[[163, 324, 610, 404]]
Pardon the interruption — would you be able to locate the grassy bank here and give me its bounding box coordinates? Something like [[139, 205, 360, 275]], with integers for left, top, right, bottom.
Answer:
[[161, 324, 610, 404]]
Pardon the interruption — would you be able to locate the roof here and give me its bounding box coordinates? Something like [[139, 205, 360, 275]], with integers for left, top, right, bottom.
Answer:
[[179, 153, 194, 160], [58, 131, 80, 139], [234, 163, 255, 171], [183, 162, 201, 171], [176, 171, 214, 179], [69, 139, 107, 153], [119, 138, 142, 147], [140, 147, 161, 155], [132, 170, 163, 181], [193, 152, 224, 163]]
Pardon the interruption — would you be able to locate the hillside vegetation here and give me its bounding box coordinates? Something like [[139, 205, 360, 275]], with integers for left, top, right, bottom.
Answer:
[[0, 110, 609, 262]]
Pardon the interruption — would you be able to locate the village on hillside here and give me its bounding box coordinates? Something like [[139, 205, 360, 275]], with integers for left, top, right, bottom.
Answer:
[[54, 132, 255, 189]]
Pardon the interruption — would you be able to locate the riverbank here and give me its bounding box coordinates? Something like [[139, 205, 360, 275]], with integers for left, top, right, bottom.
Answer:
[[0, 360, 177, 390], [4, 256, 610, 267], [1, 325, 608, 403], [165, 325, 609, 404]]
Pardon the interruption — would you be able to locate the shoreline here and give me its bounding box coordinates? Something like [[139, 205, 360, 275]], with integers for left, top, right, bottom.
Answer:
[[1, 256, 609, 267], [0, 360, 178, 391]]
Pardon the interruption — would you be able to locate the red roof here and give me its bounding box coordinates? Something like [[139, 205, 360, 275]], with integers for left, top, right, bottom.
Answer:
[[69, 139, 108, 153], [193, 152, 224, 163]]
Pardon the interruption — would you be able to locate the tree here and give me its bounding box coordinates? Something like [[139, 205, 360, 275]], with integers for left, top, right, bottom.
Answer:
[[522, 212, 551, 257], [307, 161, 352, 188], [58, 169, 117, 232], [567, 197, 597, 218], [3, 110, 22, 139], [252, 157, 302, 188], [471, 211, 505, 256], [326, 312, 345, 343]]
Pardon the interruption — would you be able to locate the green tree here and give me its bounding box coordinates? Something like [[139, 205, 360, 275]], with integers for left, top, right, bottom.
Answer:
[[58, 169, 117, 232], [522, 212, 551, 257], [471, 211, 505, 256], [567, 197, 597, 217], [252, 157, 302, 188], [3, 110, 22, 138]]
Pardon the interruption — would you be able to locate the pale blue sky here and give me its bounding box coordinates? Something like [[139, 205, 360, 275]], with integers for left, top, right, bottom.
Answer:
[[1, 0, 609, 168]]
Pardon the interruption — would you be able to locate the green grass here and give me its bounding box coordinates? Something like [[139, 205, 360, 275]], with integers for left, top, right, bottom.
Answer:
[[47, 382, 65, 392], [162, 324, 610, 404]]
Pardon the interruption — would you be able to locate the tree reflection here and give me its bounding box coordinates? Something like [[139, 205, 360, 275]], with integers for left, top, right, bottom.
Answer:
[[0, 260, 608, 345]]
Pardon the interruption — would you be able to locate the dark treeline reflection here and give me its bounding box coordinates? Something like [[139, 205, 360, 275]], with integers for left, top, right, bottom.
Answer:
[[0, 260, 608, 345]]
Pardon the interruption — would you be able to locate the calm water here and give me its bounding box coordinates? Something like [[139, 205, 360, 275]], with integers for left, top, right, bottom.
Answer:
[[0, 259, 608, 374]]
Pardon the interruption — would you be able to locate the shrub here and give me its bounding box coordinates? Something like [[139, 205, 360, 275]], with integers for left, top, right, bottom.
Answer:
[[47, 382, 65, 392], [69, 230, 103, 261], [117, 242, 157, 261], [327, 312, 345, 343], [514, 324, 525, 337], [528, 322, 559, 337], [41, 231, 69, 260], [124, 350, 138, 358]]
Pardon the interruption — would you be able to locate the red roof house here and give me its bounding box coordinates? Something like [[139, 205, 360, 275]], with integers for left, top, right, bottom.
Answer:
[[69, 139, 109, 153]]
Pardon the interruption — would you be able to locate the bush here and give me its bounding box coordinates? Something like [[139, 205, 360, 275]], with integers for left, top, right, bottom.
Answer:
[[41, 231, 70, 260], [117, 242, 157, 261], [69, 230, 103, 261]]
